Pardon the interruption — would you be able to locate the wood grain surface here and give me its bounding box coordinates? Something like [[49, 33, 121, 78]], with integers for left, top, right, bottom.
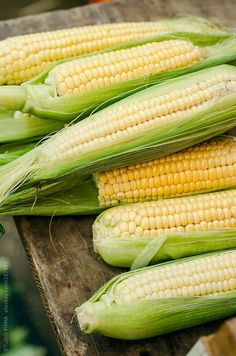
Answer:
[[1, 0, 234, 354]]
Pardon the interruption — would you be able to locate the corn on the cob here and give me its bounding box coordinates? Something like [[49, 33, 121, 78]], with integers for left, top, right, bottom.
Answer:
[[39, 65, 236, 167], [95, 136, 236, 206], [1, 136, 235, 218], [76, 250, 236, 339], [0, 34, 235, 120], [0, 17, 225, 85], [41, 67, 236, 164], [46, 39, 203, 96], [0, 65, 236, 205], [93, 189, 236, 267]]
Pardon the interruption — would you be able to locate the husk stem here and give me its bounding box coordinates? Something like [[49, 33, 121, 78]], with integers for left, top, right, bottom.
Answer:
[[76, 250, 236, 340], [0, 65, 235, 205], [0, 110, 64, 143], [0, 176, 102, 216], [0, 33, 234, 121]]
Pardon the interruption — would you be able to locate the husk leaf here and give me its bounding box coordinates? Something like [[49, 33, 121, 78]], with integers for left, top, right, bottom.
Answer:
[[94, 229, 236, 268]]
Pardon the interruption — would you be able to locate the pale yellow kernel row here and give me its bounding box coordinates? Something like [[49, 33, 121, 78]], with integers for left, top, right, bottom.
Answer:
[[100, 190, 236, 238], [114, 251, 236, 303], [96, 138, 236, 206], [42, 73, 236, 164], [47, 40, 202, 96]]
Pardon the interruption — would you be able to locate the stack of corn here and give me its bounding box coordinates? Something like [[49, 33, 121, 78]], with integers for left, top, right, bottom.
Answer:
[[0, 17, 235, 144], [0, 16, 236, 340]]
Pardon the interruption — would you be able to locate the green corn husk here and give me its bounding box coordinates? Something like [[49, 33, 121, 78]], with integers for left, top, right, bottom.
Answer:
[[0, 65, 236, 205], [0, 110, 64, 143], [0, 140, 37, 165], [76, 250, 236, 340], [0, 177, 102, 216], [94, 229, 236, 268], [0, 33, 235, 121]]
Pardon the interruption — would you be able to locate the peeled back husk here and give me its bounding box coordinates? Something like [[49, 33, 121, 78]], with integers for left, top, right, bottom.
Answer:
[[0, 135, 235, 216]]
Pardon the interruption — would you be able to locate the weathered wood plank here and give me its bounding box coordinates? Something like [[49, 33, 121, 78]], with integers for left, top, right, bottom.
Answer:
[[5, 0, 235, 355], [16, 215, 223, 356], [188, 317, 236, 356]]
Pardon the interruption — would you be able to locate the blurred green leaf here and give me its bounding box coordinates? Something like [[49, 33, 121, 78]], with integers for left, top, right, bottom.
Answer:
[[0, 257, 9, 273], [6, 345, 46, 356], [9, 327, 28, 346]]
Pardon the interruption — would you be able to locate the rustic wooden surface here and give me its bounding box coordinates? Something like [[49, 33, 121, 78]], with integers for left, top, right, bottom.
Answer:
[[188, 316, 236, 355], [0, 0, 233, 355]]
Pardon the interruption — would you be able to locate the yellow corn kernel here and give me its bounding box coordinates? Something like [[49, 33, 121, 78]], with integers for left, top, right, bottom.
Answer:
[[96, 137, 236, 206]]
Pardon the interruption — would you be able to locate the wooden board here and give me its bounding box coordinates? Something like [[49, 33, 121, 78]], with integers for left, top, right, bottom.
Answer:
[[0, 0, 233, 354], [188, 317, 236, 355], [15, 215, 224, 356]]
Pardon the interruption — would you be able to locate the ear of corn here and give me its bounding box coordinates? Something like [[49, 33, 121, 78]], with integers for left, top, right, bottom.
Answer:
[[0, 65, 236, 205], [76, 250, 236, 340], [93, 189, 236, 267], [0, 34, 235, 121], [94, 136, 236, 206], [0, 136, 235, 217], [0, 16, 226, 85], [0, 34, 235, 144]]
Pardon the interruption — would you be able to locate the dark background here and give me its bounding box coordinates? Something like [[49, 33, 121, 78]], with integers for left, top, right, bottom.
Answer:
[[0, 0, 110, 21]]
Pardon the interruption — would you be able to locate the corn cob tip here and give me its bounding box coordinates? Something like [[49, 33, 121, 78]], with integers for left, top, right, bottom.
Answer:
[[0, 85, 26, 111], [92, 220, 108, 253], [76, 303, 97, 334]]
